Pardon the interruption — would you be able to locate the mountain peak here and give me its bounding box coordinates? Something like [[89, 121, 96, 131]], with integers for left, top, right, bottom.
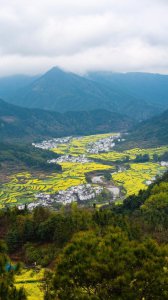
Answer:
[[45, 66, 66, 76], [4, 70, 167, 121]]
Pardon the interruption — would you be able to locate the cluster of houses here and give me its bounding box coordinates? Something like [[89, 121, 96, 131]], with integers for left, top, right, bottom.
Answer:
[[32, 136, 72, 150], [87, 134, 123, 154], [161, 161, 168, 167], [54, 184, 103, 204], [18, 184, 103, 210], [48, 154, 91, 164], [32, 134, 125, 153], [146, 177, 156, 186]]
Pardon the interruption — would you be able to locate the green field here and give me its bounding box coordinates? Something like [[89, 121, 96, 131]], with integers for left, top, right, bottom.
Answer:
[[0, 133, 167, 208]]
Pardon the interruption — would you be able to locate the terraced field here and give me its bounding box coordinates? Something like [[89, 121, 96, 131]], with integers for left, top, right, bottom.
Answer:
[[0, 132, 168, 208], [0, 162, 111, 208], [51, 132, 115, 156], [112, 163, 166, 196], [88, 146, 168, 162]]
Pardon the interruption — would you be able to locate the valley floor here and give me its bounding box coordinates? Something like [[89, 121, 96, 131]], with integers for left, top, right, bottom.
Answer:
[[0, 132, 167, 210]]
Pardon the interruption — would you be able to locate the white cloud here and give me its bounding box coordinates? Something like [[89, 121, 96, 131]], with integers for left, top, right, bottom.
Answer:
[[0, 0, 168, 75]]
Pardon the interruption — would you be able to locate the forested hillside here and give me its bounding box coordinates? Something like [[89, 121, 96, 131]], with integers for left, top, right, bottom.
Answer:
[[0, 99, 133, 142], [0, 143, 61, 175], [125, 109, 168, 148]]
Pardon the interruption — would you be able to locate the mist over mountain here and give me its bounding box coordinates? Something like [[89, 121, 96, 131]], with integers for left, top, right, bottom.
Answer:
[[3, 67, 163, 121], [0, 98, 133, 142], [0, 74, 39, 99]]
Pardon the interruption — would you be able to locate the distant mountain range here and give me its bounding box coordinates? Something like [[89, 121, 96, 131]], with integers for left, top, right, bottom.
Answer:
[[88, 71, 168, 109], [2, 67, 167, 121], [0, 99, 133, 142]]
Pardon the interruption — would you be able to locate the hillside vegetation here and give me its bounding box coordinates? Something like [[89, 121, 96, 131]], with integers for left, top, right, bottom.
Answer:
[[124, 109, 168, 148], [0, 99, 133, 142], [0, 143, 61, 176]]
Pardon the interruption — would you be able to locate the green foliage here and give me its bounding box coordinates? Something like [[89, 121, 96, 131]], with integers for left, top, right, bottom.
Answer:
[[6, 229, 21, 252], [0, 240, 27, 299], [24, 243, 56, 267], [141, 182, 168, 229], [104, 171, 112, 181], [134, 153, 150, 163], [49, 230, 168, 300], [0, 142, 61, 172]]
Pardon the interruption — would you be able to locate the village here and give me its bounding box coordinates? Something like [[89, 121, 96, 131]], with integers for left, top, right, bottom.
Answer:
[[32, 133, 125, 154], [86, 134, 124, 154], [48, 154, 91, 164], [32, 136, 72, 150], [18, 184, 103, 210]]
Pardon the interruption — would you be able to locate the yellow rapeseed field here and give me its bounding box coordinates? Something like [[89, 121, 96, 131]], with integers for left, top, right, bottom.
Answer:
[[15, 268, 45, 300], [112, 163, 166, 196], [0, 132, 167, 207]]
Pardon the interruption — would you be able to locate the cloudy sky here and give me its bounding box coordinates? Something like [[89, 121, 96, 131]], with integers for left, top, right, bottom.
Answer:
[[0, 0, 168, 76]]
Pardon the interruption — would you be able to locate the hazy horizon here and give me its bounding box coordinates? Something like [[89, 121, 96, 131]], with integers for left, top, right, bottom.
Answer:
[[0, 66, 168, 79], [0, 0, 168, 76]]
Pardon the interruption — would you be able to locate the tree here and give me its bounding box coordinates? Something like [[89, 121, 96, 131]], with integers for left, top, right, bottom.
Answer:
[[104, 172, 112, 181], [0, 240, 27, 299], [141, 191, 168, 229], [47, 228, 168, 299]]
